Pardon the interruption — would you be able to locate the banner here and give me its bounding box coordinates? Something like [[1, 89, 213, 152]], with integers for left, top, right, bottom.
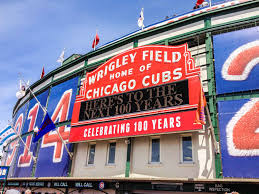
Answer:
[[70, 45, 202, 142], [218, 98, 259, 178], [13, 90, 49, 177], [214, 27, 259, 94], [5, 102, 28, 177], [35, 76, 78, 177], [47, 76, 79, 123]]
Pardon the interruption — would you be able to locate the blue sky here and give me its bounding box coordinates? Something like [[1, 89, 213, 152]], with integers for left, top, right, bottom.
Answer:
[[0, 0, 223, 129]]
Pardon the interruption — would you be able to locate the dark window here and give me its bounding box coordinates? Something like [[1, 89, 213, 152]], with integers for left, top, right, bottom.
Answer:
[[88, 144, 96, 165], [151, 139, 160, 162], [108, 142, 116, 164], [182, 136, 193, 162]]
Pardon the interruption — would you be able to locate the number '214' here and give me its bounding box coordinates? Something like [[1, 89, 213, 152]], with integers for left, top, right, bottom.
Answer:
[[8, 89, 73, 167]]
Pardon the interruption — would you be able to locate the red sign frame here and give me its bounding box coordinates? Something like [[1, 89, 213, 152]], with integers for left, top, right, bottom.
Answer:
[[70, 44, 202, 142]]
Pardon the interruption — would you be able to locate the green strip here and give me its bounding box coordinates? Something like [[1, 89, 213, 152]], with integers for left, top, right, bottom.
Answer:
[[67, 144, 74, 177], [154, 27, 206, 45], [125, 40, 137, 178], [205, 17, 222, 178], [86, 57, 112, 68], [76, 74, 82, 96], [134, 39, 138, 48], [125, 138, 132, 177], [125, 161, 130, 178], [217, 92, 259, 102], [211, 14, 259, 30], [165, 39, 169, 46], [84, 59, 88, 67]]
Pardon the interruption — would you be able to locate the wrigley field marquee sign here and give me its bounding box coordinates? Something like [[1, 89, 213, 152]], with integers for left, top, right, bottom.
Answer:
[[69, 44, 202, 142]]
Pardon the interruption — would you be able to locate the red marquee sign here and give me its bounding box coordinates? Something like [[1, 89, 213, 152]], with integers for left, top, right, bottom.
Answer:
[[70, 44, 202, 142]]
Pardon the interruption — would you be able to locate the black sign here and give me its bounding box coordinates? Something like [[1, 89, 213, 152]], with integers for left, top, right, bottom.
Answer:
[[7, 182, 20, 187], [206, 183, 231, 193], [74, 181, 94, 188], [15, 180, 108, 190], [4, 180, 259, 193], [79, 80, 189, 121], [52, 181, 70, 188], [194, 183, 205, 192], [152, 183, 183, 191], [21, 181, 45, 187]]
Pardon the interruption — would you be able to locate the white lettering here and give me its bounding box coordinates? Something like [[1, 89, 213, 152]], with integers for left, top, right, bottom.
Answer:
[[122, 55, 128, 66], [155, 51, 162, 62], [128, 79, 136, 90], [86, 90, 92, 99], [173, 68, 182, 80], [170, 117, 174, 128], [164, 51, 171, 63], [142, 50, 149, 61], [84, 129, 88, 137], [158, 119, 162, 129], [162, 71, 171, 83], [88, 75, 96, 85], [152, 119, 157, 129], [142, 76, 150, 86], [109, 62, 115, 71], [129, 52, 137, 62], [104, 85, 111, 95], [172, 52, 181, 62], [176, 116, 181, 127]]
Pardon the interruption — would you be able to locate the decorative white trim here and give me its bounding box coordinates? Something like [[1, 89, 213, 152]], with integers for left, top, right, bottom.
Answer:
[[32, 78, 52, 93], [19, 93, 30, 107], [138, 21, 204, 46], [88, 43, 133, 65], [212, 6, 259, 26], [53, 61, 84, 81]]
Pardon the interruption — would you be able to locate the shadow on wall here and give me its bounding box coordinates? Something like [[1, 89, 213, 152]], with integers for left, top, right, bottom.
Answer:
[[196, 119, 215, 178]]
